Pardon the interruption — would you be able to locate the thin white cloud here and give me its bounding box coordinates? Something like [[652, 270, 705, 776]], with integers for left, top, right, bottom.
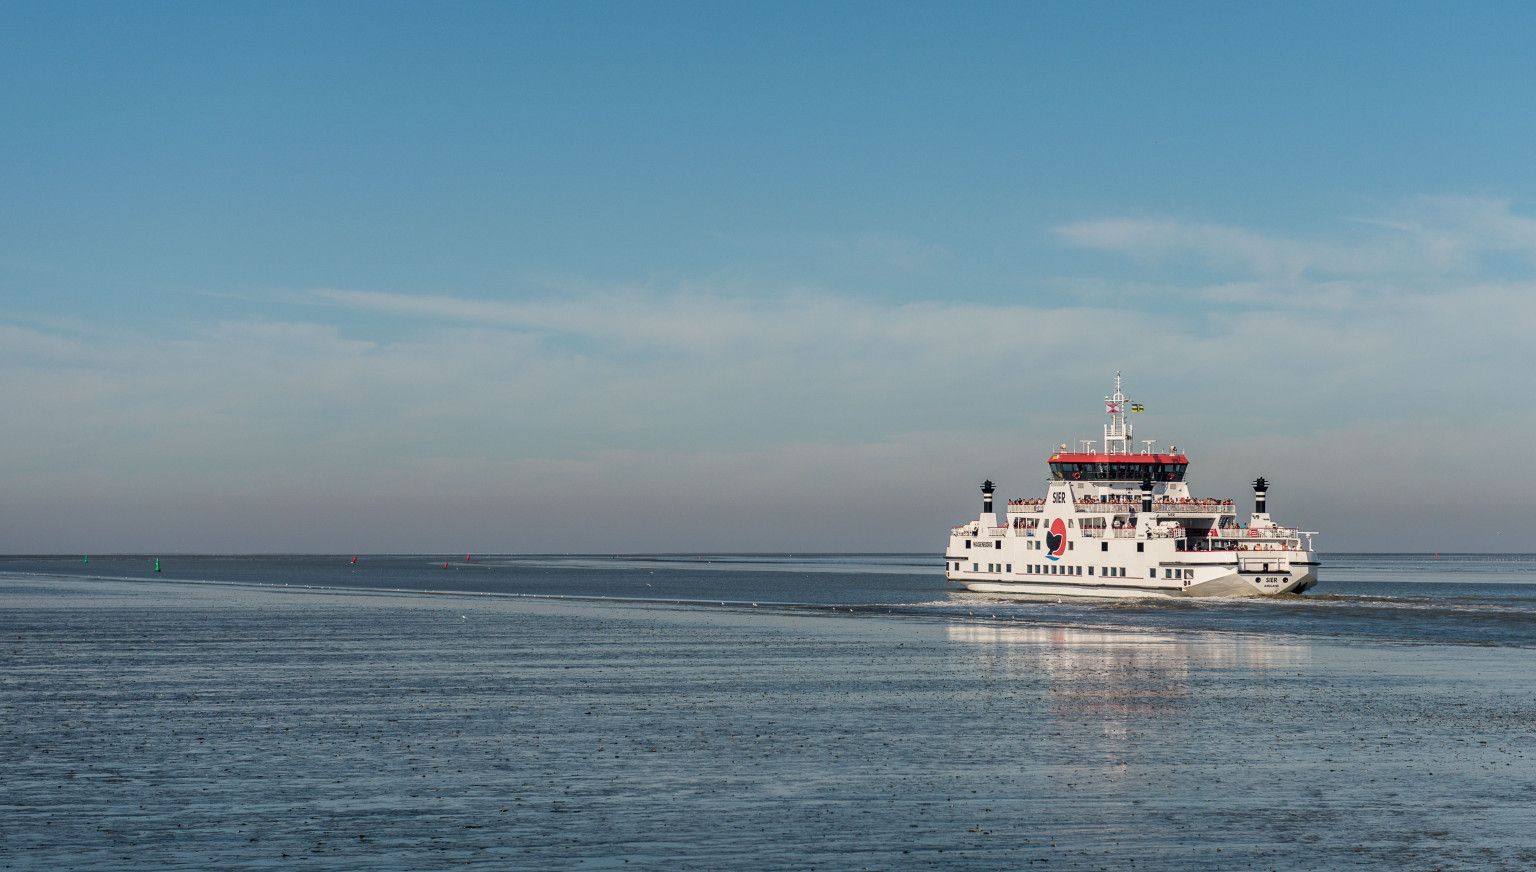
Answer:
[[1056, 197, 1536, 283], [5, 200, 1536, 550]]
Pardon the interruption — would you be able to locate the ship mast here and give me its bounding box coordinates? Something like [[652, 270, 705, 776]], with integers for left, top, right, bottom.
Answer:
[[1103, 371, 1134, 455]]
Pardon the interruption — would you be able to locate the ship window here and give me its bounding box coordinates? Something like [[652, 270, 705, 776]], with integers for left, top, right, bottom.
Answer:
[[1149, 568, 1156, 578], [1068, 542, 1074, 550], [1006, 564, 1012, 572], [1101, 542, 1108, 552], [972, 563, 978, 572], [965, 540, 971, 549], [1184, 569, 1193, 579], [1088, 566, 1094, 576], [1136, 543, 1144, 553]]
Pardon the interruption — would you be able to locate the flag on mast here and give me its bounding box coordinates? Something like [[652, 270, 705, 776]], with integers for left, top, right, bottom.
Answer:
[[1130, 403, 1145, 413]]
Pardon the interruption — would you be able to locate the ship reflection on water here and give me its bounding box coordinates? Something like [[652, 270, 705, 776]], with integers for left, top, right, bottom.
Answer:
[[945, 623, 1312, 749]]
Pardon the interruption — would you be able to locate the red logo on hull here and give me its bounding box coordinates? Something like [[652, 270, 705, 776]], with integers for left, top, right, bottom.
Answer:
[[1046, 518, 1067, 560]]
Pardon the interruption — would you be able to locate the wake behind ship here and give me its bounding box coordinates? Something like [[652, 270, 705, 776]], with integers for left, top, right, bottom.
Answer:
[[945, 374, 1320, 598]]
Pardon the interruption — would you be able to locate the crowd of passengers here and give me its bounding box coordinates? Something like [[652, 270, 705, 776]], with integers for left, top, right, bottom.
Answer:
[[1007, 496, 1233, 506]]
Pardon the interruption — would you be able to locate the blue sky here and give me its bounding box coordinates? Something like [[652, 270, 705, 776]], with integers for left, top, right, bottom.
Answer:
[[4, 2, 1535, 552]]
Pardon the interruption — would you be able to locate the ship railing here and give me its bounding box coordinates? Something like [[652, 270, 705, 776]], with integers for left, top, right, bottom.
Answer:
[[1233, 541, 1307, 552], [1006, 503, 1044, 513], [1075, 502, 1235, 515], [1211, 526, 1304, 539], [1181, 541, 1312, 553], [1111, 528, 1137, 539], [1157, 503, 1236, 515]]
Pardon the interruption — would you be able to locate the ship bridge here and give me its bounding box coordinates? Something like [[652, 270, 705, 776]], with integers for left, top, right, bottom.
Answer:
[[1048, 453, 1189, 482], [1048, 371, 1188, 482]]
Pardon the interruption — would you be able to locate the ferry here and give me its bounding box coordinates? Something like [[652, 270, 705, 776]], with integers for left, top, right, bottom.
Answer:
[[944, 374, 1319, 598]]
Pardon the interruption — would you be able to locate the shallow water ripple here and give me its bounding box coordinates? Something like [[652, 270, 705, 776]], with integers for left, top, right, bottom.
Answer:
[[2, 576, 1535, 869]]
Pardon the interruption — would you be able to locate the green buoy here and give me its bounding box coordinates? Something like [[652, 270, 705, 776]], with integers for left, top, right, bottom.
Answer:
[[83, 555, 88, 564], [154, 558, 161, 573]]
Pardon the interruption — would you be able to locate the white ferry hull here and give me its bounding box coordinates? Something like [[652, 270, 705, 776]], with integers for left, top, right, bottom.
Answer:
[[956, 567, 1316, 599]]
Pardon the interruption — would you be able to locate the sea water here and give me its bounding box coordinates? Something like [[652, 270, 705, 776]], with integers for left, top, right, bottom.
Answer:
[[7, 552, 1535, 645], [2, 554, 1534, 869]]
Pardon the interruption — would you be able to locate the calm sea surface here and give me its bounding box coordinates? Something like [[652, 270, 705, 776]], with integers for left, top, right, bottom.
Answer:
[[3, 553, 1535, 869], [5, 552, 1535, 647]]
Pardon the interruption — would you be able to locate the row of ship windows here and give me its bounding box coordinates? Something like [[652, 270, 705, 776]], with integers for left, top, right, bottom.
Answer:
[[1023, 540, 1147, 553], [967, 539, 1148, 554], [954, 562, 1196, 581], [1048, 463, 1187, 481]]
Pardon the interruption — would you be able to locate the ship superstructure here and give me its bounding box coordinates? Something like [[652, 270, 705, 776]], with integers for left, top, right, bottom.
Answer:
[[944, 374, 1319, 597]]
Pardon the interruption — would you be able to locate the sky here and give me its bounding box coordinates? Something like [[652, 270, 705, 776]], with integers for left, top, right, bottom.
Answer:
[[3, 1, 1535, 553]]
